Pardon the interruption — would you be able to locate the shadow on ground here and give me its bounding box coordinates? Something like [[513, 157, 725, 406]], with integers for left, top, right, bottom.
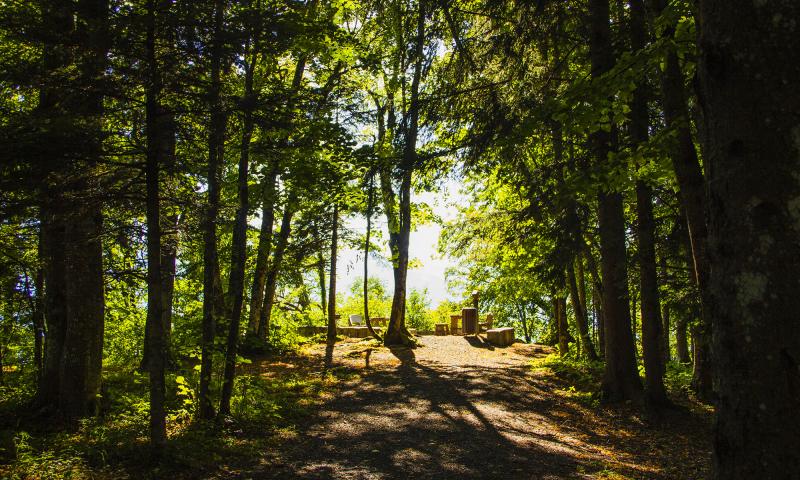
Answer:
[[239, 336, 711, 480]]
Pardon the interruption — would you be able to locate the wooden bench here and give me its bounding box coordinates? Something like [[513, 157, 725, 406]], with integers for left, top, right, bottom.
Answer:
[[486, 327, 515, 347]]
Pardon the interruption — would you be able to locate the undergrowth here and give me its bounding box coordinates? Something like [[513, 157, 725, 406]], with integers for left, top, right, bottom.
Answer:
[[531, 354, 697, 407], [0, 357, 347, 480]]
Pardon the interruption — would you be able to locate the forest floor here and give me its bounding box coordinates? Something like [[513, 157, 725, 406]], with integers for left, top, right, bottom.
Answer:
[[231, 335, 712, 480]]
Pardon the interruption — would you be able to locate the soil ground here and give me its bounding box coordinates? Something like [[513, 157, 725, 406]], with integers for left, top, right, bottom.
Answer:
[[234, 335, 711, 479]]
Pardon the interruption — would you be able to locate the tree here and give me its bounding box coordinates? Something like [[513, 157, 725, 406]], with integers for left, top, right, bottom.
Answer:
[[588, 0, 643, 403], [629, 0, 668, 405], [695, 0, 800, 476]]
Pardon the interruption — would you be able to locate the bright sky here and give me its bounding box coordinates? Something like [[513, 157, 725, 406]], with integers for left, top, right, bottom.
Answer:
[[337, 179, 466, 307]]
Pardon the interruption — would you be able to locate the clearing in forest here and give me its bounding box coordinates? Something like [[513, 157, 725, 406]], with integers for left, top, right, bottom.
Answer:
[[238, 336, 711, 480]]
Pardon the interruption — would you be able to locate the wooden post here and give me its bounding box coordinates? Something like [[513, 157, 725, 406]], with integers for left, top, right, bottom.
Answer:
[[462, 308, 478, 335]]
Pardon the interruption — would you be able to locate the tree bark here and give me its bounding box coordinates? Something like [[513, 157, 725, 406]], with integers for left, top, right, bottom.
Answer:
[[568, 262, 598, 360], [588, 0, 643, 403], [629, 0, 668, 405], [327, 204, 338, 344], [32, 262, 45, 383], [698, 0, 800, 465], [647, 0, 713, 401], [143, 0, 168, 448], [56, 0, 109, 422], [675, 318, 690, 363], [247, 165, 278, 336], [258, 195, 296, 340], [659, 255, 670, 364], [518, 303, 531, 343], [317, 235, 327, 317], [587, 250, 605, 358], [220, 45, 258, 416], [383, 0, 424, 347], [363, 173, 382, 341], [199, 0, 225, 420]]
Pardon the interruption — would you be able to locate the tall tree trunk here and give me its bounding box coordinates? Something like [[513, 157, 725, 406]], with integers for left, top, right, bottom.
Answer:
[[384, 0, 424, 347], [363, 174, 381, 341], [589, 0, 643, 403], [629, 0, 668, 405], [587, 250, 605, 358], [32, 241, 45, 384], [576, 255, 589, 335], [568, 262, 598, 360], [220, 46, 258, 416], [160, 212, 179, 368], [199, 0, 225, 420], [143, 0, 168, 448], [675, 318, 691, 363], [35, 0, 73, 410], [56, 0, 108, 422], [518, 303, 531, 343], [38, 205, 66, 409], [317, 239, 327, 317], [697, 0, 800, 450], [647, 0, 713, 401], [659, 255, 670, 364], [556, 296, 569, 356], [247, 165, 277, 336], [327, 205, 338, 344], [60, 191, 105, 421], [258, 196, 295, 339]]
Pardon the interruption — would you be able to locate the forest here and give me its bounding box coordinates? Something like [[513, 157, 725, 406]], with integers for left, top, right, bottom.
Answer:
[[0, 0, 797, 478]]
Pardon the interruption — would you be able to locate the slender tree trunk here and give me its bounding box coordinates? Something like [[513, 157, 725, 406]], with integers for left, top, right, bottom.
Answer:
[[317, 243, 326, 317], [636, 185, 668, 404], [568, 262, 598, 360], [220, 46, 258, 416], [247, 166, 277, 336], [675, 318, 691, 363], [647, 0, 713, 401], [587, 250, 605, 358], [629, 0, 667, 405], [518, 303, 531, 343], [199, 0, 225, 420], [576, 255, 589, 332], [326, 205, 338, 344], [143, 0, 168, 448], [32, 247, 45, 383], [589, 0, 643, 403], [258, 196, 296, 339], [557, 296, 569, 356], [659, 255, 670, 363], [160, 213, 179, 368], [363, 174, 381, 341]]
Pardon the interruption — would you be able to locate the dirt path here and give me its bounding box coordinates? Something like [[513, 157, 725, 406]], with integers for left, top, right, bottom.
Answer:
[[241, 336, 711, 479]]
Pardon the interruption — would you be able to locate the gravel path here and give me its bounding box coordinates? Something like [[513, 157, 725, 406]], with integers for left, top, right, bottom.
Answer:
[[241, 336, 711, 479]]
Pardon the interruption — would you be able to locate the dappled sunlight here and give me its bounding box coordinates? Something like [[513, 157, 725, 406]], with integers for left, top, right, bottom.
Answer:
[[238, 336, 710, 479]]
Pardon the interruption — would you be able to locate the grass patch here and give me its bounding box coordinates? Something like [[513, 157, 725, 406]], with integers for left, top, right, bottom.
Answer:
[[531, 354, 603, 407]]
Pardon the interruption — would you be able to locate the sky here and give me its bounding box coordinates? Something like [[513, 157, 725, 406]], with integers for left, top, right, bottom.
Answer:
[[336, 180, 467, 307]]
